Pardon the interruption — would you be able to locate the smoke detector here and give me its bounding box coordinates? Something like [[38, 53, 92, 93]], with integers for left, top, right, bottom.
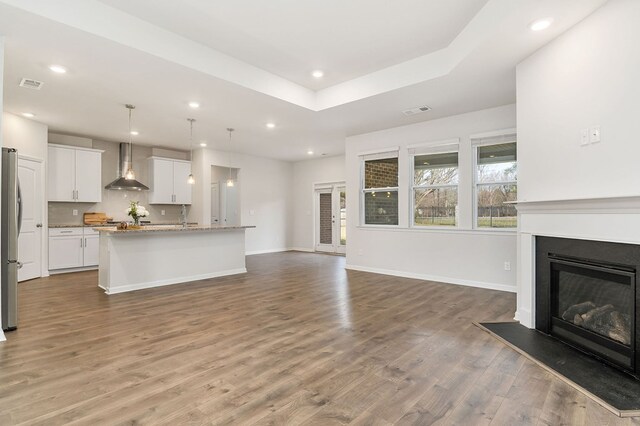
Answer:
[[402, 105, 431, 116], [19, 78, 44, 90]]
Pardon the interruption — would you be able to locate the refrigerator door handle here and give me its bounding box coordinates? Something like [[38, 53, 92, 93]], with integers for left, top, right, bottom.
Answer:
[[17, 178, 23, 236]]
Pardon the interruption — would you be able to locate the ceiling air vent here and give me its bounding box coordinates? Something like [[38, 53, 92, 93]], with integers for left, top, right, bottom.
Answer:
[[19, 78, 44, 90], [402, 105, 431, 116]]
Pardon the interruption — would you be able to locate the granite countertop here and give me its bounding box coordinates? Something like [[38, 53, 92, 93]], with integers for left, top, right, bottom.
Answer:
[[49, 222, 198, 228], [94, 225, 255, 234]]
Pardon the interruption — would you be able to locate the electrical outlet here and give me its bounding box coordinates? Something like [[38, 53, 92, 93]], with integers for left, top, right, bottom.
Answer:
[[250, 209, 255, 216], [161, 210, 165, 216], [504, 261, 511, 271], [72, 209, 78, 216]]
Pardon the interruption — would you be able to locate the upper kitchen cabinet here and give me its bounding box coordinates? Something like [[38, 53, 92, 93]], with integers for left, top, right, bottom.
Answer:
[[147, 157, 192, 205], [48, 144, 103, 202]]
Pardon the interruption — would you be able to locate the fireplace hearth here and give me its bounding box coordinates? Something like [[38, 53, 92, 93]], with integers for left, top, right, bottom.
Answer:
[[536, 236, 639, 377]]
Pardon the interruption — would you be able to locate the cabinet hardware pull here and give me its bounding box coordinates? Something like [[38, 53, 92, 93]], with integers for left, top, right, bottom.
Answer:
[[61, 231, 72, 233]]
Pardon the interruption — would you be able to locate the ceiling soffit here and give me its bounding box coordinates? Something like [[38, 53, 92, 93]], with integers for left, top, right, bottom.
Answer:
[[0, 0, 521, 111]]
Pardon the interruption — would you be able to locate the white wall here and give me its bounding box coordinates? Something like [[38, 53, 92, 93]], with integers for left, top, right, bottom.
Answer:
[[517, 0, 640, 202], [345, 104, 517, 292], [2, 113, 48, 160], [192, 148, 293, 254], [291, 155, 345, 251]]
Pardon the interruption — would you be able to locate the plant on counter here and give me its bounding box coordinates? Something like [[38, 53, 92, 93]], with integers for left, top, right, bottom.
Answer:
[[126, 201, 149, 227]]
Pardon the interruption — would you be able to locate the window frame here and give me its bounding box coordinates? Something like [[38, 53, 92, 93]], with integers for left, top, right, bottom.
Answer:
[[359, 150, 400, 227], [409, 144, 460, 229], [472, 134, 517, 231]]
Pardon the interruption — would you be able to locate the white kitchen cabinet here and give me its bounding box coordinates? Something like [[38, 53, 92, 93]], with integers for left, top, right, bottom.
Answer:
[[48, 228, 84, 270], [48, 144, 103, 203], [148, 157, 192, 205], [173, 161, 192, 205], [49, 227, 100, 270], [83, 235, 100, 267]]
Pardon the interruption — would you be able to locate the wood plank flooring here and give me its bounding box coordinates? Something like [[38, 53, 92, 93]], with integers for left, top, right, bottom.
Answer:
[[0, 251, 637, 425]]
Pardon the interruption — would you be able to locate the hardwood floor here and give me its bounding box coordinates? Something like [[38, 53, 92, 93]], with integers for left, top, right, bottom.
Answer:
[[0, 252, 637, 425]]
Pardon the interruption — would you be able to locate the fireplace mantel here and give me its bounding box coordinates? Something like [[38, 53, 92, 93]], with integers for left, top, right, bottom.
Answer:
[[510, 195, 640, 213], [515, 195, 640, 328]]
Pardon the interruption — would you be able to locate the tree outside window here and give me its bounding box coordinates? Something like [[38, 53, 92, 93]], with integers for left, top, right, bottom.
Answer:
[[476, 141, 517, 228], [413, 151, 459, 226]]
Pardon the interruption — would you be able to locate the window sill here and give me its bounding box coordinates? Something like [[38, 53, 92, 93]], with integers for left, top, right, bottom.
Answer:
[[356, 225, 517, 237]]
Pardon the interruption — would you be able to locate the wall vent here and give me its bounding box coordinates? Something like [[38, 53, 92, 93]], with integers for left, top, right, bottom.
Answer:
[[19, 78, 44, 90], [402, 105, 431, 116]]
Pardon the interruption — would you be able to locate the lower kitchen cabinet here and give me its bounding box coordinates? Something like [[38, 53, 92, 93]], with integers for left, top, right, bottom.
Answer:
[[49, 227, 99, 270], [83, 234, 100, 267]]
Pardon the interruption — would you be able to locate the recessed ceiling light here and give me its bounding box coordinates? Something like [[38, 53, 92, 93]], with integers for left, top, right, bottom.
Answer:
[[311, 70, 324, 78], [22, 112, 35, 118], [49, 65, 67, 74], [266, 123, 276, 129], [188, 101, 200, 109], [307, 150, 314, 155], [530, 18, 552, 31], [200, 142, 207, 147], [130, 131, 139, 136]]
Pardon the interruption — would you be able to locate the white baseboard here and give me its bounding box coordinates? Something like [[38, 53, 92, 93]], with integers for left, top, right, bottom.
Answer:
[[246, 248, 290, 255], [515, 308, 534, 328], [49, 266, 98, 275], [288, 247, 314, 253], [0, 330, 5, 342], [104, 268, 247, 295], [345, 264, 517, 293]]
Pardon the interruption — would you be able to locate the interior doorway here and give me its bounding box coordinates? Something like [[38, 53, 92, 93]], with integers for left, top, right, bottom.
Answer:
[[315, 183, 346, 254], [211, 165, 239, 226], [17, 156, 44, 282]]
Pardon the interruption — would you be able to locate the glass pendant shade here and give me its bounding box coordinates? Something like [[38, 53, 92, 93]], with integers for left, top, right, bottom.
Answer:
[[187, 118, 196, 184]]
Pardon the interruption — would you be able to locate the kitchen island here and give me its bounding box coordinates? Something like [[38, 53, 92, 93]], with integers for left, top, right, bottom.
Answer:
[[95, 225, 255, 294]]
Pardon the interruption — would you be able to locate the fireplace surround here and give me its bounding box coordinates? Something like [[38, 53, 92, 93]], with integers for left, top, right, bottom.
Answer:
[[536, 236, 639, 376]]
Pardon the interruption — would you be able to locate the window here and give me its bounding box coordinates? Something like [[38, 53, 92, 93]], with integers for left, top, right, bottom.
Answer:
[[412, 151, 459, 226], [474, 139, 517, 229], [361, 155, 398, 225]]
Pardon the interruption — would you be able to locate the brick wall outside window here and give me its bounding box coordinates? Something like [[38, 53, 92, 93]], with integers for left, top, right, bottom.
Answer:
[[364, 158, 398, 188]]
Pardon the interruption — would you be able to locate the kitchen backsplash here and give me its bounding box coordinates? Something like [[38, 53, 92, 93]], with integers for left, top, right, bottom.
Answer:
[[48, 137, 190, 225]]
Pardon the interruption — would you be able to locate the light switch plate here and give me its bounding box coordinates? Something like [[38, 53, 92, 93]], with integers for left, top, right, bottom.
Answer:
[[590, 126, 601, 143], [72, 209, 78, 216], [161, 210, 165, 216], [580, 128, 589, 146]]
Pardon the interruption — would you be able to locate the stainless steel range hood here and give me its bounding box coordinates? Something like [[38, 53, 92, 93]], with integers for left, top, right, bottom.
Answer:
[[105, 143, 149, 191]]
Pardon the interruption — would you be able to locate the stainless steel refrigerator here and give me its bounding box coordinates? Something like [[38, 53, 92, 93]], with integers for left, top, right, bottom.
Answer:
[[1, 147, 21, 331]]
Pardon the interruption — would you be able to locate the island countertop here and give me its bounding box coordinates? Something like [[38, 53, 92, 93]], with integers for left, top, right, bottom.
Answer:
[[93, 224, 255, 234]]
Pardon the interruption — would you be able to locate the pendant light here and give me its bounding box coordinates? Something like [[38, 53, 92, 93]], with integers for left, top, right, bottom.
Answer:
[[187, 118, 195, 185], [226, 128, 235, 187], [125, 104, 136, 180]]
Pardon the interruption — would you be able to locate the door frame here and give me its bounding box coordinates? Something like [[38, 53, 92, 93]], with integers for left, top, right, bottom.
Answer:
[[18, 154, 48, 279], [313, 182, 346, 254]]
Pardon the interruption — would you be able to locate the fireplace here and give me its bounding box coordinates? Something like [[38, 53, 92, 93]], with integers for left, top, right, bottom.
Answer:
[[536, 236, 639, 377]]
